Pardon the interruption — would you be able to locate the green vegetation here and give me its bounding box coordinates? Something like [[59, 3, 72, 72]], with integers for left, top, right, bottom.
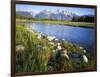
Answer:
[[16, 18, 95, 28], [16, 25, 52, 72], [16, 24, 95, 73], [72, 15, 94, 23]]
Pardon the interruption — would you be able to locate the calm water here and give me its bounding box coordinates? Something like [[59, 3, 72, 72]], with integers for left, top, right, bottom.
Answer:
[[29, 23, 95, 52]]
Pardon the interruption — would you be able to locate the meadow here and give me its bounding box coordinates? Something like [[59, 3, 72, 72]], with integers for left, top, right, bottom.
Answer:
[[16, 24, 95, 73]]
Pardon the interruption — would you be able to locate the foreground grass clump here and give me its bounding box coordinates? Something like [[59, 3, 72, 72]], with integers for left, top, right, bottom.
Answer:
[[16, 25, 52, 73], [16, 25, 95, 73]]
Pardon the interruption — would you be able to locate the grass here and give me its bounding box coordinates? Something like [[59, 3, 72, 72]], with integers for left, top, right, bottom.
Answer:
[[16, 18, 95, 28], [16, 25, 52, 72], [16, 24, 95, 73]]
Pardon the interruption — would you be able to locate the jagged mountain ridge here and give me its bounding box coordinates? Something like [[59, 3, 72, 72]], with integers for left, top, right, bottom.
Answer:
[[16, 10, 77, 21], [16, 10, 94, 22], [35, 10, 77, 21]]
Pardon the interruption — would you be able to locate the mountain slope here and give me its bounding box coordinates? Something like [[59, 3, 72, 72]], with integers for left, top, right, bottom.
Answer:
[[35, 10, 76, 21], [16, 11, 33, 18]]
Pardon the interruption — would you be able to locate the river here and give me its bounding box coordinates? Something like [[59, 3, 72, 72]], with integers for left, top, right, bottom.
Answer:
[[29, 23, 95, 52]]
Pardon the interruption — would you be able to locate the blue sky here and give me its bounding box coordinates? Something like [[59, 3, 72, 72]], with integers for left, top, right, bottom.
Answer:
[[16, 4, 95, 16]]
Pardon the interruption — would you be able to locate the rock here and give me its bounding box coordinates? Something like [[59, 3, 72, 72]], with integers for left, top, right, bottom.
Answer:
[[16, 45, 25, 52], [57, 45, 62, 50], [60, 54, 69, 60], [63, 49, 68, 54], [57, 43, 61, 46], [47, 36, 55, 41], [29, 29, 34, 33], [61, 49, 69, 59], [79, 46, 84, 49], [79, 47, 86, 53], [60, 49, 67, 54], [37, 34, 43, 39], [26, 27, 35, 34], [55, 38, 58, 41], [42, 35, 46, 39], [65, 54, 69, 60], [55, 49, 69, 67], [54, 38, 60, 43], [82, 55, 88, 63], [56, 43, 62, 50], [58, 49, 69, 60], [83, 49, 86, 53]]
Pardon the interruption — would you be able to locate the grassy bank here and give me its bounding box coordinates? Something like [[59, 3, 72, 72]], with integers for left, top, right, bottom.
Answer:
[[16, 18, 95, 28], [16, 24, 95, 73]]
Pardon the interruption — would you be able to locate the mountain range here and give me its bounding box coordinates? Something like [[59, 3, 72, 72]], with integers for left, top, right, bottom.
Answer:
[[16, 10, 94, 22], [16, 11, 33, 18], [34, 10, 77, 21]]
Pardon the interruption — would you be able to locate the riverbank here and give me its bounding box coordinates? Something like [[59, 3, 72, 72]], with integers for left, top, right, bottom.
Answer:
[[16, 24, 95, 73], [16, 18, 95, 28]]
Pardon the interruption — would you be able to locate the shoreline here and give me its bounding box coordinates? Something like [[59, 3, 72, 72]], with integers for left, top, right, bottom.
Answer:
[[16, 19, 95, 28]]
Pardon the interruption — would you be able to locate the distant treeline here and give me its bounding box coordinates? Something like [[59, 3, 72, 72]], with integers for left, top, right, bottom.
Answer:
[[72, 16, 94, 23]]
